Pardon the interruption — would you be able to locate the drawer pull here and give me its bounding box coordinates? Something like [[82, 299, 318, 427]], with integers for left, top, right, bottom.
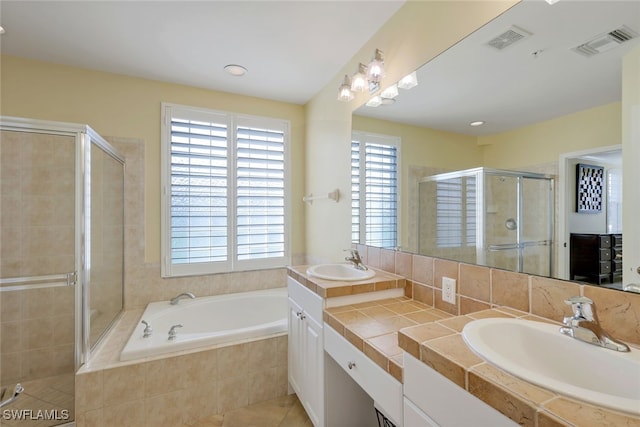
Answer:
[[348, 361, 356, 370]]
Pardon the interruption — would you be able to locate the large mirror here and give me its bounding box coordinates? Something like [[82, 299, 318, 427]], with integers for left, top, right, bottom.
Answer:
[[353, 0, 639, 292]]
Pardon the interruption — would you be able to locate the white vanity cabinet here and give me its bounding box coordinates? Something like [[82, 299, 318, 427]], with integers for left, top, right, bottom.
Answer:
[[325, 324, 403, 426], [403, 353, 518, 427], [288, 276, 324, 427]]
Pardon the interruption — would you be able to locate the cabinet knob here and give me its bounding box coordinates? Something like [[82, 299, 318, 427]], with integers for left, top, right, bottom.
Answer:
[[348, 361, 356, 370], [296, 311, 306, 320]]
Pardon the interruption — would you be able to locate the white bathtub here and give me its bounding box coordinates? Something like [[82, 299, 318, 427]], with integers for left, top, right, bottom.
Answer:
[[120, 287, 288, 361]]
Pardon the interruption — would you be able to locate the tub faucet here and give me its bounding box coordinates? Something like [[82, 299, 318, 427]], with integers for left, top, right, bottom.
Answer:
[[168, 324, 183, 340], [344, 249, 367, 271], [559, 296, 629, 352], [170, 292, 195, 305], [141, 320, 152, 338]]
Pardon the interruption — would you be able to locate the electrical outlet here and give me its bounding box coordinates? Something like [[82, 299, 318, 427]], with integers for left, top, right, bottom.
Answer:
[[442, 277, 456, 304]]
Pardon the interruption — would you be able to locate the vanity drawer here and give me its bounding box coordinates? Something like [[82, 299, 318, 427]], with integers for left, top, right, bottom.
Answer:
[[598, 234, 612, 248], [599, 261, 612, 274], [599, 249, 612, 261], [324, 325, 403, 425]]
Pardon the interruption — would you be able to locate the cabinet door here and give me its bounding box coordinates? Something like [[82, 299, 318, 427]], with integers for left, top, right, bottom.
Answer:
[[288, 297, 304, 396], [404, 398, 439, 427], [303, 313, 324, 427]]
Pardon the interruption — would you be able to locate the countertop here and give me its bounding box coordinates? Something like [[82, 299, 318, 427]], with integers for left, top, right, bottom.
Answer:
[[288, 266, 640, 427]]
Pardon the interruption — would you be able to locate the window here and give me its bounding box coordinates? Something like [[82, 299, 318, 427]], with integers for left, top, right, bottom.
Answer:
[[435, 176, 476, 248], [351, 131, 399, 249], [161, 103, 289, 277]]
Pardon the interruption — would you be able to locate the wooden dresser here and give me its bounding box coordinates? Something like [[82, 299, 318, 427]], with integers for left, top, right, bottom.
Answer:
[[570, 233, 623, 285]]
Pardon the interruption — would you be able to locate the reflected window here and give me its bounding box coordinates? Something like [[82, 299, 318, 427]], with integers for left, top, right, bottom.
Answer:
[[436, 176, 476, 248], [351, 131, 399, 249], [161, 104, 290, 277]]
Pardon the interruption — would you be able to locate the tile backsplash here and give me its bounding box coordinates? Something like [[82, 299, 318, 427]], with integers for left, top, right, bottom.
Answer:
[[356, 244, 640, 346]]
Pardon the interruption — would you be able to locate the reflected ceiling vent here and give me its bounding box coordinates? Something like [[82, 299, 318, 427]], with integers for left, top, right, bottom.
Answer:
[[486, 25, 532, 50], [572, 25, 639, 57]]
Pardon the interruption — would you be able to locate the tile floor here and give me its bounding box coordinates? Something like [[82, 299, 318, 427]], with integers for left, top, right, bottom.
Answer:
[[0, 373, 75, 427], [183, 394, 312, 427]]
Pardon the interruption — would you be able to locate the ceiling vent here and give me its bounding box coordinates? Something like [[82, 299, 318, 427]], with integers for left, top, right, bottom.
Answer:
[[486, 25, 532, 51], [572, 25, 639, 57]]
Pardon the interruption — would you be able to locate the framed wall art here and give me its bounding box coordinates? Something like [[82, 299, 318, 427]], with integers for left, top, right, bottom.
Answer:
[[576, 163, 604, 213]]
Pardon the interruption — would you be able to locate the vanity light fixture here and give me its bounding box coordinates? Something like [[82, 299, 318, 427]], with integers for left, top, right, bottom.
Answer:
[[398, 71, 418, 90], [380, 84, 399, 99], [0, 26, 5, 35], [470, 121, 485, 127], [337, 75, 355, 102], [224, 64, 247, 77], [366, 96, 382, 107], [351, 63, 368, 93], [366, 48, 385, 83]]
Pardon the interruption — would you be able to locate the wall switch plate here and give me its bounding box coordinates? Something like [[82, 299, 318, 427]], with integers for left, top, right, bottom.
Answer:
[[442, 277, 456, 304]]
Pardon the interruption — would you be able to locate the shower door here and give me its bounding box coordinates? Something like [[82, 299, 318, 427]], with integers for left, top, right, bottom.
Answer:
[[484, 172, 553, 276], [0, 129, 77, 426], [0, 118, 125, 427]]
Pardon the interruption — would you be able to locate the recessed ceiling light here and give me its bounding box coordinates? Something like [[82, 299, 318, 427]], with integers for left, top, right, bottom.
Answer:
[[470, 121, 485, 127], [224, 64, 247, 77]]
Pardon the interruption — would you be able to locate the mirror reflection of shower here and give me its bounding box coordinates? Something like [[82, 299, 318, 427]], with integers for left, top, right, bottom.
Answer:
[[417, 167, 554, 276]]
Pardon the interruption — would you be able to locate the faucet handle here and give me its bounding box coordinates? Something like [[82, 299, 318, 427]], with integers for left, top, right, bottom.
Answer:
[[564, 296, 595, 322]]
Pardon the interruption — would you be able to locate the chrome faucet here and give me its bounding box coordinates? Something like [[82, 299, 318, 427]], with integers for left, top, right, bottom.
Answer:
[[141, 320, 152, 338], [344, 249, 368, 271], [559, 296, 630, 352], [168, 324, 183, 340], [170, 292, 195, 305]]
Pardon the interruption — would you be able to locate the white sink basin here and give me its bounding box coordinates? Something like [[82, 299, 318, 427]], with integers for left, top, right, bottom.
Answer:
[[306, 263, 375, 281], [462, 318, 640, 415]]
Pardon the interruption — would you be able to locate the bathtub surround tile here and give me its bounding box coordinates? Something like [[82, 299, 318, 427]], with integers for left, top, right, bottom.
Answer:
[[217, 374, 249, 413], [103, 363, 146, 407]]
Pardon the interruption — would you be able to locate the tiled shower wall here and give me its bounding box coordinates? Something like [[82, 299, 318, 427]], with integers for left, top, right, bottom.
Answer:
[[358, 244, 640, 346], [0, 131, 76, 385]]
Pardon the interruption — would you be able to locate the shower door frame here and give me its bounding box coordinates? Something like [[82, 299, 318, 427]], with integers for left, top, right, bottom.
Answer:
[[417, 167, 554, 275], [482, 168, 555, 276], [0, 116, 125, 371]]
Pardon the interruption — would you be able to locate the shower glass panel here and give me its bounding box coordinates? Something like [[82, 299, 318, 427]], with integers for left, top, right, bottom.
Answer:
[[484, 174, 520, 272], [88, 140, 125, 349], [418, 167, 554, 276]]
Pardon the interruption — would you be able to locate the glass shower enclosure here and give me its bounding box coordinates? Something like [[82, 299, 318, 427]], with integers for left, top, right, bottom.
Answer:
[[0, 116, 125, 426], [418, 167, 554, 276]]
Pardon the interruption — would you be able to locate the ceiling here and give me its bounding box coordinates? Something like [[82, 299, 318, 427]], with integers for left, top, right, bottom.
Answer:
[[1, 1, 638, 137], [355, 0, 640, 136], [0, 0, 404, 105]]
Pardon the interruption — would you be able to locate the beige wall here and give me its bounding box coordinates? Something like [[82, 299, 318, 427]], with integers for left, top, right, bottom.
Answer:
[[304, 0, 519, 263], [479, 102, 621, 169], [0, 55, 306, 264]]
